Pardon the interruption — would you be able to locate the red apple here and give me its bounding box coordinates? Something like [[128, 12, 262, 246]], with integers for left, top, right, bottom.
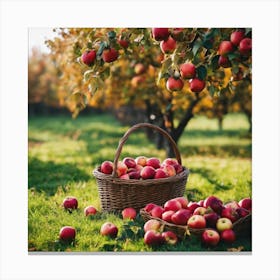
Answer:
[[187, 214, 206, 229], [100, 160, 114, 174], [160, 36, 176, 54], [144, 230, 165, 246], [59, 226, 76, 242], [238, 197, 252, 211], [122, 157, 136, 169], [170, 28, 184, 41], [143, 219, 162, 233], [187, 201, 200, 213], [84, 205, 97, 216], [128, 170, 141, 179], [203, 195, 224, 214], [193, 206, 207, 216], [220, 229, 236, 243], [63, 196, 78, 210], [221, 207, 239, 223], [236, 207, 250, 218], [201, 229, 220, 246], [100, 222, 118, 238], [198, 200, 204, 207], [166, 77, 184, 92], [216, 217, 233, 232], [134, 63, 146, 75], [144, 203, 158, 213], [218, 41, 234, 56], [146, 157, 161, 169], [171, 209, 192, 225], [204, 212, 219, 229], [189, 78, 205, 93], [140, 166, 156, 179], [174, 197, 189, 209], [164, 199, 182, 212], [180, 62, 196, 79], [150, 206, 165, 219], [231, 67, 243, 81], [173, 163, 183, 174], [225, 201, 240, 210], [162, 165, 176, 177], [154, 168, 168, 179], [122, 207, 137, 220], [131, 75, 146, 88], [120, 173, 130, 179], [117, 36, 129, 49], [116, 161, 128, 177], [162, 231, 178, 245], [239, 37, 252, 56], [152, 28, 170, 41], [161, 210, 175, 223], [230, 30, 245, 46], [218, 55, 231, 68], [81, 50, 96, 66], [135, 156, 147, 167], [102, 48, 119, 63], [162, 158, 178, 166]]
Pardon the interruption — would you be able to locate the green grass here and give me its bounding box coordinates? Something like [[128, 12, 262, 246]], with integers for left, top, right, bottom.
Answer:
[[28, 112, 252, 252]]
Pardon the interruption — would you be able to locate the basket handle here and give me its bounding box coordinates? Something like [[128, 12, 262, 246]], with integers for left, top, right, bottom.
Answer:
[[112, 123, 182, 177]]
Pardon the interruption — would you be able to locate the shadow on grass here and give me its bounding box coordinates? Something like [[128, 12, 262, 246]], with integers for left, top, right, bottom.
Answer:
[[189, 167, 234, 192], [28, 158, 91, 195]]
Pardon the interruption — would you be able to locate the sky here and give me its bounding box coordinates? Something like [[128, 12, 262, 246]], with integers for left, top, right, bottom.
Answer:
[[28, 28, 57, 55]]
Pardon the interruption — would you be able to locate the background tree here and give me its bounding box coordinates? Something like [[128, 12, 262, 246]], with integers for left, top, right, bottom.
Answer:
[[46, 28, 252, 156]]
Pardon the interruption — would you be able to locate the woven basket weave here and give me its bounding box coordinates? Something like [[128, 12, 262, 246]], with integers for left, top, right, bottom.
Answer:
[[93, 123, 189, 212], [140, 208, 252, 239]]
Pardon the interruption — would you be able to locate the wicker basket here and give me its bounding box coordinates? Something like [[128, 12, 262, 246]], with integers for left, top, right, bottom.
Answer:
[[140, 208, 252, 239], [93, 123, 189, 212]]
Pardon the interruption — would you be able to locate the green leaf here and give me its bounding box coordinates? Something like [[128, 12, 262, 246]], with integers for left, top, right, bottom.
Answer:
[[227, 53, 239, 61], [196, 65, 207, 80], [208, 85, 216, 96], [107, 30, 116, 40], [211, 55, 219, 70], [232, 65, 240, 74], [99, 67, 111, 80], [192, 40, 201, 56]]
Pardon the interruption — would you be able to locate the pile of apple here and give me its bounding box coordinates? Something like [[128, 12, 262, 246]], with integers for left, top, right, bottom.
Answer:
[[99, 156, 184, 179], [58, 196, 139, 243], [143, 195, 252, 247]]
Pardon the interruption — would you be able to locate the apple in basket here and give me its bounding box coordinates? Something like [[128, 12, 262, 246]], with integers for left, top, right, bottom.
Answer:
[[187, 214, 206, 229], [100, 160, 114, 174]]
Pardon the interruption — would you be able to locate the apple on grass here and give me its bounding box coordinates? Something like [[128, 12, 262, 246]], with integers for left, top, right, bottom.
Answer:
[[84, 205, 97, 216], [63, 196, 78, 210], [220, 229, 236, 243], [100, 222, 118, 238], [59, 226, 76, 243], [216, 217, 233, 232], [187, 214, 206, 229], [144, 230, 165, 247], [122, 207, 137, 220], [144, 219, 162, 233], [162, 231, 178, 245], [201, 229, 220, 247]]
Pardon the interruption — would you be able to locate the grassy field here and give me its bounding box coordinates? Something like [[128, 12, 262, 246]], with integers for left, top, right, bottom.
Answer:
[[28, 113, 252, 252]]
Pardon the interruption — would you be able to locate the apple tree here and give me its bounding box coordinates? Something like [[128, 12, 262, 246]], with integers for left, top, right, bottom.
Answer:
[[46, 28, 252, 156]]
